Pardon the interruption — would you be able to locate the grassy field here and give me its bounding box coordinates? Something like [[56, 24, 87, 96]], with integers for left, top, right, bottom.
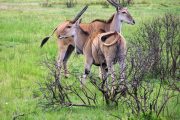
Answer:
[[0, 0, 179, 119]]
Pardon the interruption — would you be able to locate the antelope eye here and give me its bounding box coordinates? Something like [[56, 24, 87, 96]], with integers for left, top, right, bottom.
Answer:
[[67, 26, 71, 28]]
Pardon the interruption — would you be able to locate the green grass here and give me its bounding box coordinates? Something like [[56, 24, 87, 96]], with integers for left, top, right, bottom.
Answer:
[[0, 0, 179, 119]]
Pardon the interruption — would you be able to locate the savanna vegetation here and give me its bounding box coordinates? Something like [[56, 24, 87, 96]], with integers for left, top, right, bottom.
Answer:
[[0, 0, 179, 120]]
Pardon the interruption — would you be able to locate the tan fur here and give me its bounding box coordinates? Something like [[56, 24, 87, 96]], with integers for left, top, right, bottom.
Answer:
[[99, 32, 119, 46], [92, 32, 125, 66], [88, 32, 127, 84], [41, 6, 134, 78], [55, 20, 112, 77], [61, 19, 127, 84]]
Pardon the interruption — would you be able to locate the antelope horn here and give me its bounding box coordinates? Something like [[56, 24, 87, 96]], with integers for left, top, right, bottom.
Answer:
[[107, 0, 118, 8], [71, 5, 88, 23], [107, 0, 123, 9], [112, 0, 123, 8]]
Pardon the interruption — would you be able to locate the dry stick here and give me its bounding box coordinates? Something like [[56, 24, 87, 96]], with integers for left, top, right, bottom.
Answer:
[[126, 89, 141, 115], [37, 82, 48, 100], [157, 95, 177, 117], [90, 78, 105, 92], [46, 58, 96, 106], [65, 103, 95, 107], [12, 112, 36, 120], [46, 82, 56, 98], [82, 86, 97, 105], [71, 87, 87, 104], [82, 83, 97, 104], [140, 83, 148, 113], [55, 66, 68, 102], [80, 76, 97, 96], [54, 65, 70, 104], [70, 84, 96, 105], [81, 88, 91, 105], [109, 113, 122, 120], [153, 78, 163, 114], [89, 78, 108, 104], [12, 113, 25, 120]]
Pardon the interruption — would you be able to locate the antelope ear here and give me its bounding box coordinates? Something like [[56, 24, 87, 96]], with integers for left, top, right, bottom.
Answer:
[[75, 18, 82, 26]]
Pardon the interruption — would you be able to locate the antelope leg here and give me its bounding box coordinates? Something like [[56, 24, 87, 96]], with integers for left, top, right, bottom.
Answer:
[[81, 57, 93, 86], [100, 65, 108, 89], [57, 47, 68, 77], [118, 43, 126, 83], [62, 45, 74, 78]]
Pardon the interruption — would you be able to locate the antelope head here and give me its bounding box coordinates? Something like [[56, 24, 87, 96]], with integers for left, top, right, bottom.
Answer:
[[59, 19, 82, 39], [107, 0, 135, 25], [58, 5, 88, 39], [59, 19, 86, 54]]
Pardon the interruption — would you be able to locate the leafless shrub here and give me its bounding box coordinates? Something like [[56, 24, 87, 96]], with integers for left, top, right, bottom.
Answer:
[[88, 75, 126, 106], [132, 14, 179, 79], [38, 57, 96, 109], [122, 47, 178, 118], [121, 14, 180, 118]]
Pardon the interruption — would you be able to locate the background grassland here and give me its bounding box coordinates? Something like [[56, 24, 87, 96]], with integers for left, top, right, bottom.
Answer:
[[0, 0, 179, 120]]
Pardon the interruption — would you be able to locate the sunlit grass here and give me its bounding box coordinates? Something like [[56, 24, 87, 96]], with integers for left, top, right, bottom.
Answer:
[[0, 0, 179, 119]]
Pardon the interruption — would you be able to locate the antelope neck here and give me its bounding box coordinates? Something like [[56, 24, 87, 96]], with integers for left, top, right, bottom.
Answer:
[[110, 13, 122, 33], [74, 29, 88, 52]]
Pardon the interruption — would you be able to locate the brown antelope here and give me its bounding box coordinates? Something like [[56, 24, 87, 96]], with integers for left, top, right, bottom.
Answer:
[[40, 5, 88, 77], [60, 19, 127, 85], [40, 0, 135, 78]]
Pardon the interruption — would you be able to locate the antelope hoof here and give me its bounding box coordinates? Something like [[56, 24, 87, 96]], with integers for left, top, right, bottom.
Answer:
[[64, 70, 69, 78]]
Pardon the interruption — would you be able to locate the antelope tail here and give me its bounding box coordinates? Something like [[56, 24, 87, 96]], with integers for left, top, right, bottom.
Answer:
[[40, 27, 57, 48], [100, 31, 119, 46], [103, 38, 118, 46]]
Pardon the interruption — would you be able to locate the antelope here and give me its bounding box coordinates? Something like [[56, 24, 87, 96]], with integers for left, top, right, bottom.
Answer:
[[40, 5, 88, 77], [59, 19, 127, 86], [40, 0, 135, 78]]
